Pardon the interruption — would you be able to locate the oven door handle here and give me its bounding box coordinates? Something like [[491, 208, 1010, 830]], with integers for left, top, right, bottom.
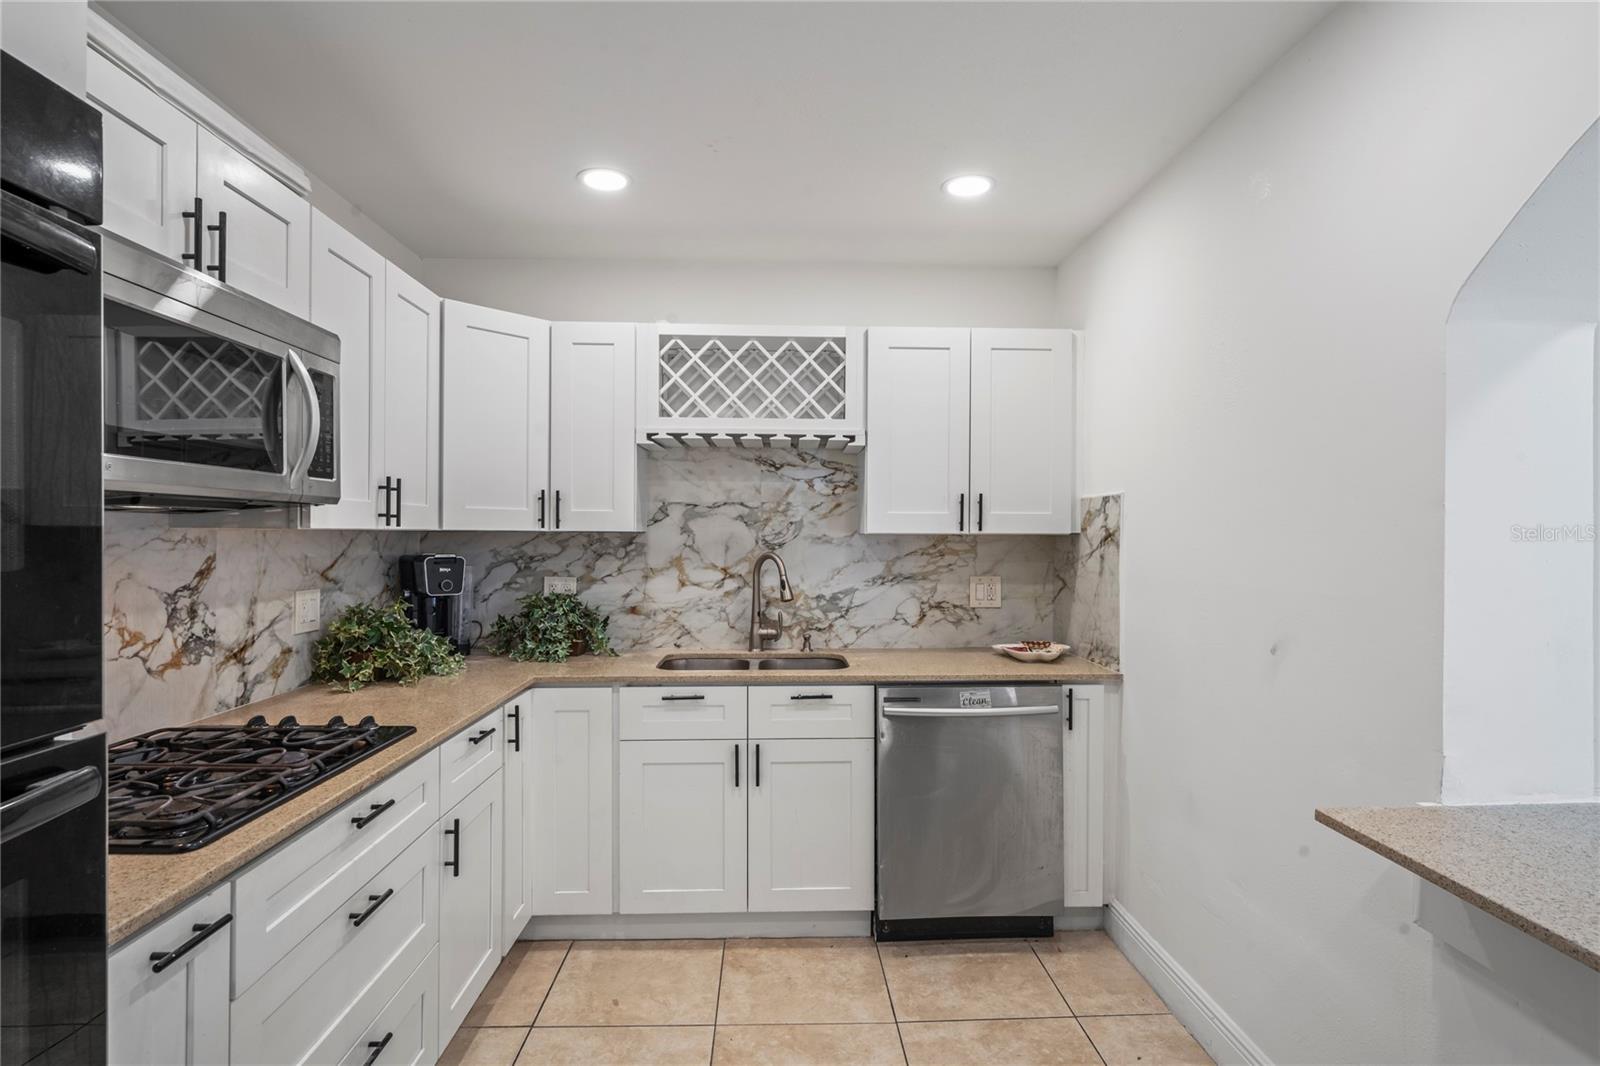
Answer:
[[880, 705, 1062, 718], [0, 766, 101, 844], [0, 190, 97, 274], [286, 348, 320, 484]]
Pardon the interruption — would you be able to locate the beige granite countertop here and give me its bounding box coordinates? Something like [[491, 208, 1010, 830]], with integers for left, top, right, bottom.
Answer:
[[110, 647, 1117, 946], [1315, 803, 1600, 971]]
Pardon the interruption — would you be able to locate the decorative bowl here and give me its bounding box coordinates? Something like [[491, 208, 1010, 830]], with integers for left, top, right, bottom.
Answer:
[[992, 641, 1071, 663]]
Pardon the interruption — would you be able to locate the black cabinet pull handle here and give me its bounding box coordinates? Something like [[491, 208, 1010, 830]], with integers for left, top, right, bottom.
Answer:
[[508, 706, 521, 751], [1066, 688, 1074, 732], [362, 1032, 394, 1066], [443, 817, 460, 877], [351, 799, 394, 829], [977, 492, 984, 532], [660, 694, 705, 702], [467, 727, 496, 745], [206, 210, 227, 282], [733, 743, 740, 788], [958, 491, 965, 533], [149, 914, 232, 973], [348, 889, 393, 928], [378, 476, 395, 526], [181, 196, 203, 268], [789, 693, 832, 701], [393, 477, 403, 526], [754, 743, 761, 788], [538, 489, 546, 529], [554, 489, 562, 529]]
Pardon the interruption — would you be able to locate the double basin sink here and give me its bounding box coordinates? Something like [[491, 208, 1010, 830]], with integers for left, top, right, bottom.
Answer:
[[657, 653, 849, 671]]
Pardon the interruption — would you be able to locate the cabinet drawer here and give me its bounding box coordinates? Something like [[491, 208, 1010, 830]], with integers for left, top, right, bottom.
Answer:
[[231, 826, 438, 1065], [440, 707, 504, 810], [109, 883, 232, 1066], [619, 686, 747, 740], [233, 749, 439, 995], [336, 945, 438, 1066], [749, 685, 875, 739]]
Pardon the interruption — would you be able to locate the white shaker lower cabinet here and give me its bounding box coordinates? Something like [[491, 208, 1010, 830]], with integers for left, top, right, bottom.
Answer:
[[337, 946, 438, 1066], [529, 688, 614, 916], [501, 695, 533, 953], [747, 739, 875, 913], [1063, 685, 1107, 908], [108, 883, 231, 1066], [438, 771, 503, 1048], [619, 740, 747, 914]]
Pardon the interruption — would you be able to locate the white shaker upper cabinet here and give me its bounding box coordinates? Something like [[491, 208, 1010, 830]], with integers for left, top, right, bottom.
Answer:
[[307, 210, 386, 530], [87, 50, 198, 264], [442, 302, 551, 531], [196, 127, 310, 318], [862, 328, 971, 534], [970, 329, 1076, 534], [383, 265, 442, 530], [549, 323, 643, 532]]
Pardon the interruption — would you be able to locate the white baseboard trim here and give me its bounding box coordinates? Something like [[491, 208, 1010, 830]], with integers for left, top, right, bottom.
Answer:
[[525, 911, 871, 940], [1105, 901, 1271, 1066]]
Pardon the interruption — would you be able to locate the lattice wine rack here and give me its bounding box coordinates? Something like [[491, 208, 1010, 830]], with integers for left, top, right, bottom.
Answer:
[[635, 325, 865, 451]]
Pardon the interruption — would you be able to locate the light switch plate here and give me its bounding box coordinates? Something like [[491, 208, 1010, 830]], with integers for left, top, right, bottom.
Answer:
[[970, 575, 1002, 609], [292, 589, 321, 634], [544, 576, 578, 596]]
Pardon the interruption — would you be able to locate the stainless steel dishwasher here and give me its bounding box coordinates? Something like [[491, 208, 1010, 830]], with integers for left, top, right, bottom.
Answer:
[[876, 684, 1064, 940]]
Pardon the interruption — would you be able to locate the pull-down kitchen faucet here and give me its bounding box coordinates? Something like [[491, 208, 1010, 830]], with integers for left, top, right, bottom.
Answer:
[[748, 550, 794, 651]]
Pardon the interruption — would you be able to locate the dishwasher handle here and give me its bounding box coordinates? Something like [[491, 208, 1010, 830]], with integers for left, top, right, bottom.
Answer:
[[881, 704, 1062, 718]]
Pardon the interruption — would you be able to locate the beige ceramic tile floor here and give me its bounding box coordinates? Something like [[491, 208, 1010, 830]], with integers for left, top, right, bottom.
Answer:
[[438, 931, 1213, 1066]]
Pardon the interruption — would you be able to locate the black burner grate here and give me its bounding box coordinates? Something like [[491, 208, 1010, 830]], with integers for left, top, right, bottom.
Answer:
[[107, 714, 416, 853]]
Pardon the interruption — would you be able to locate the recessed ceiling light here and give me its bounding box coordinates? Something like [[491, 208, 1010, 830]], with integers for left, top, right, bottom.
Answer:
[[578, 167, 629, 192], [943, 174, 994, 199]]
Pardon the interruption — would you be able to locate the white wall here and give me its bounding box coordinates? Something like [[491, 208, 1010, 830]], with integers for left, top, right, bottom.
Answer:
[[1, 0, 86, 93], [421, 257, 1058, 327], [1057, 3, 1598, 1063]]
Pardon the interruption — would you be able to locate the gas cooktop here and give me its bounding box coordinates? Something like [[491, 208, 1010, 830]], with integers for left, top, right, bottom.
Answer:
[[107, 715, 416, 853]]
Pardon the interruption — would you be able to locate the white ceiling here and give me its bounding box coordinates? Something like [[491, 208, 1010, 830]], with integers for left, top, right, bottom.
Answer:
[[104, 1, 1331, 266]]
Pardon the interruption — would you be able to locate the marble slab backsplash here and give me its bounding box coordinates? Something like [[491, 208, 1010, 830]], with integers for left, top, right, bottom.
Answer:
[[103, 452, 1120, 738]]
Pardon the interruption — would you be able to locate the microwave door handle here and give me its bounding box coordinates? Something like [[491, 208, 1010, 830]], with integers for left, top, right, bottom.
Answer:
[[286, 348, 320, 482]]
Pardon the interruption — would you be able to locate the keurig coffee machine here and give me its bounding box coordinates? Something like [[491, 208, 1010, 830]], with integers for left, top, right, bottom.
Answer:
[[398, 553, 468, 652]]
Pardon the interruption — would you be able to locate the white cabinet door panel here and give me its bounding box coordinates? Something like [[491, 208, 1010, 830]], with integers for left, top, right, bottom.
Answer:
[[438, 772, 503, 1048], [335, 946, 438, 1066], [383, 264, 441, 530], [439, 706, 504, 813], [618, 685, 748, 741], [550, 322, 640, 531], [748, 685, 875, 740], [530, 688, 614, 915], [197, 127, 309, 317], [87, 50, 198, 263], [308, 210, 386, 529], [748, 739, 874, 912], [971, 329, 1075, 534], [108, 883, 230, 1066], [501, 695, 533, 953], [1063, 685, 1106, 908], [442, 301, 551, 530], [619, 740, 747, 914], [863, 328, 971, 534]]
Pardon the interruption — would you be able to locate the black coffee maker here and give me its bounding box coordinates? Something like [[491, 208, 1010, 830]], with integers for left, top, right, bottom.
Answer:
[[398, 554, 468, 652]]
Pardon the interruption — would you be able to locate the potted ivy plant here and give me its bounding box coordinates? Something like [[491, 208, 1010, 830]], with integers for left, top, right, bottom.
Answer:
[[487, 591, 616, 663], [310, 600, 466, 692]]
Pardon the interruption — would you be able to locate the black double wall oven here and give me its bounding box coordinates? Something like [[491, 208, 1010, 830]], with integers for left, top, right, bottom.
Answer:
[[0, 52, 109, 1066]]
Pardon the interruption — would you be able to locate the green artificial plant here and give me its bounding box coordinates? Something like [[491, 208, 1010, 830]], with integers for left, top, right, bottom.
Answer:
[[310, 600, 465, 692], [487, 591, 616, 663]]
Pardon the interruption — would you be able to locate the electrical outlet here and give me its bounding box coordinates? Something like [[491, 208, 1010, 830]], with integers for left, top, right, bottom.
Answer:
[[544, 576, 578, 596], [292, 589, 321, 635], [969, 575, 1002, 609]]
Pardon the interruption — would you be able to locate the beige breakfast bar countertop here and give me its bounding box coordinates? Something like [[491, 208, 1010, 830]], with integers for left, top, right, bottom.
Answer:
[[109, 647, 1118, 946], [1316, 803, 1600, 971]]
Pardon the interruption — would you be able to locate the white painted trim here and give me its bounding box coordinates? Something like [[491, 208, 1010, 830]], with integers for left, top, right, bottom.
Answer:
[[1105, 901, 1271, 1066], [87, 10, 311, 195], [522, 911, 871, 940]]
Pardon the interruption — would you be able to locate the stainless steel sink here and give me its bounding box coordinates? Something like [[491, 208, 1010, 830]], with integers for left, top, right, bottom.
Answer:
[[756, 655, 849, 670], [656, 655, 753, 671], [655, 653, 850, 671]]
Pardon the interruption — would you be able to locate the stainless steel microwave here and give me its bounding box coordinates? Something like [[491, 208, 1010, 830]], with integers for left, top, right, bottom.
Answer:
[[101, 233, 340, 512]]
